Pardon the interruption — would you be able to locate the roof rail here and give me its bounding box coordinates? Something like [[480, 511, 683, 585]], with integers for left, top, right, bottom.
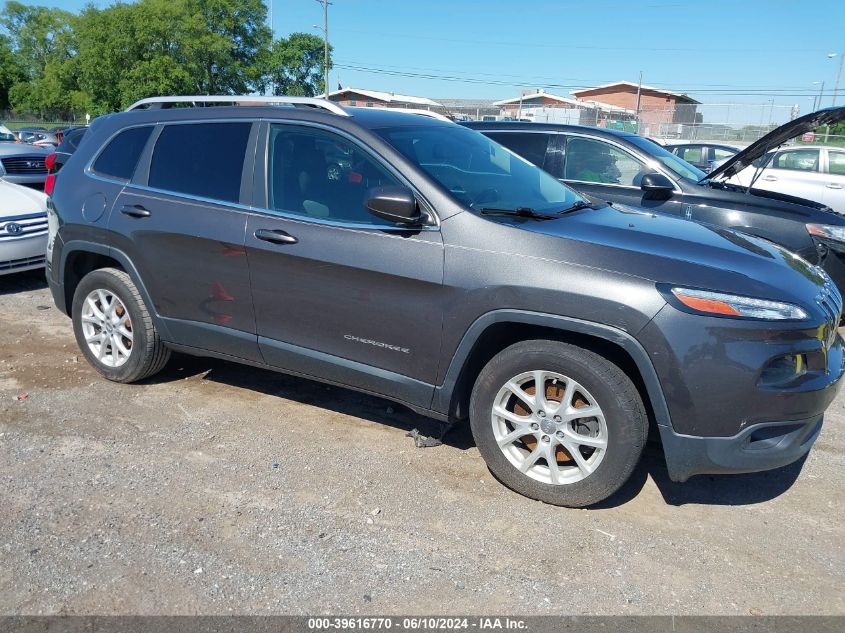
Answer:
[[124, 95, 350, 117], [387, 108, 453, 123]]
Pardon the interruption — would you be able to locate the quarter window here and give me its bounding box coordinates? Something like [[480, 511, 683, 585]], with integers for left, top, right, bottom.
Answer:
[[148, 122, 251, 203], [92, 126, 153, 181], [564, 137, 646, 186], [268, 124, 400, 225]]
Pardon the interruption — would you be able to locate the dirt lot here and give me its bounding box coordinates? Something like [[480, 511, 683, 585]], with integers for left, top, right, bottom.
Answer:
[[1, 269, 843, 616]]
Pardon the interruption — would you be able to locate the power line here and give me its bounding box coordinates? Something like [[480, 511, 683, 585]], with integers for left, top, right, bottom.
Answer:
[[334, 62, 845, 97]]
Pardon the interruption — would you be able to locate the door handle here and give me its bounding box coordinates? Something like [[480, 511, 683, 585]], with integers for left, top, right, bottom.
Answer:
[[120, 204, 151, 218], [254, 228, 298, 245], [826, 183, 843, 189], [762, 175, 778, 182]]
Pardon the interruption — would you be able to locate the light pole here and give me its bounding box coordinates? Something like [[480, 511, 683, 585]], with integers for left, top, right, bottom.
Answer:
[[313, 0, 331, 98], [830, 53, 844, 106]]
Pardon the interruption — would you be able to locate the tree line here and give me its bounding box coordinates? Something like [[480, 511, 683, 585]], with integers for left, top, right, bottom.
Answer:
[[0, 0, 332, 120]]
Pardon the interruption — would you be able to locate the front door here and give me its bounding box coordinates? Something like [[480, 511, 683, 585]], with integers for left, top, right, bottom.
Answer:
[[245, 123, 445, 407]]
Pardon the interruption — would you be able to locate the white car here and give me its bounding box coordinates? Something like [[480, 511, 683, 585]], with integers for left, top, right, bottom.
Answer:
[[0, 180, 49, 275], [727, 145, 845, 213]]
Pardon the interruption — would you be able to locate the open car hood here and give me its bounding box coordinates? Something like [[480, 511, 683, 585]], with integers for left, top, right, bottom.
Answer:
[[706, 105, 845, 181]]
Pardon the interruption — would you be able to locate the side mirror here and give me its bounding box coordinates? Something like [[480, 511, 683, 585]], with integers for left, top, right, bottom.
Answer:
[[365, 185, 422, 225], [640, 172, 675, 196]]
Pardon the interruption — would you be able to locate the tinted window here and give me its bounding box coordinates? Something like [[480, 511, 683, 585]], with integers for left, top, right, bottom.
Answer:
[[829, 151, 845, 176], [58, 127, 88, 153], [92, 126, 153, 181], [485, 132, 550, 170], [268, 124, 400, 225], [564, 137, 646, 186], [375, 124, 584, 213], [772, 149, 819, 172], [149, 123, 251, 203]]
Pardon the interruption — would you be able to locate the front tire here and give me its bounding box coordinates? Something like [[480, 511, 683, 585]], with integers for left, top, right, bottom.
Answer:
[[469, 340, 647, 507], [71, 267, 170, 383]]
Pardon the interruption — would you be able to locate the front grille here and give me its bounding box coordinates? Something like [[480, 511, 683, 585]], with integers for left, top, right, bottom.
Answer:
[[815, 276, 842, 332], [1, 156, 47, 174], [0, 212, 48, 242], [0, 254, 45, 272]]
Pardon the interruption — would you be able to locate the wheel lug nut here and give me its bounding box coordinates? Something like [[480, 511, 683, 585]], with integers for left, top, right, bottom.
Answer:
[[530, 423, 539, 430], [554, 415, 561, 422], [538, 411, 546, 417], [542, 435, 550, 443], [556, 431, 564, 439]]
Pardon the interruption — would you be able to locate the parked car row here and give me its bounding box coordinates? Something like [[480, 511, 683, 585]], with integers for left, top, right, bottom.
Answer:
[[466, 106, 845, 299], [32, 96, 843, 508]]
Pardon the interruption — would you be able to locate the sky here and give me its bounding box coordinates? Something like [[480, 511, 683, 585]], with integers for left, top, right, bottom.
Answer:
[[22, 0, 845, 120]]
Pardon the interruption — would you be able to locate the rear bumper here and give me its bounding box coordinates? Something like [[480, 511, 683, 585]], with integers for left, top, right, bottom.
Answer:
[[658, 415, 824, 482]]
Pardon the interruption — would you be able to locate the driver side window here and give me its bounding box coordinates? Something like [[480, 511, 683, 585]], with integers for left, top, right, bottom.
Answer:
[[564, 137, 646, 186], [268, 124, 401, 225]]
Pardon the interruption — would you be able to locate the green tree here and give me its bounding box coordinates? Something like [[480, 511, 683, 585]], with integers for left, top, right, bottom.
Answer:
[[266, 32, 332, 97], [1, 1, 75, 79], [0, 34, 24, 110]]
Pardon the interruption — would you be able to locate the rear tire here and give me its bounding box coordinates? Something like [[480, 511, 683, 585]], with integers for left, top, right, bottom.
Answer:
[[71, 267, 170, 383], [469, 340, 647, 507]]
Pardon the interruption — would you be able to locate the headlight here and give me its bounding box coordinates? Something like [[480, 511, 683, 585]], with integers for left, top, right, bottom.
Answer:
[[807, 223, 845, 242], [670, 287, 808, 320]]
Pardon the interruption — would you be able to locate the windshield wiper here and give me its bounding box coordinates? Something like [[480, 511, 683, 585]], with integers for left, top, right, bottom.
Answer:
[[556, 200, 603, 215], [479, 207, 557, 220]]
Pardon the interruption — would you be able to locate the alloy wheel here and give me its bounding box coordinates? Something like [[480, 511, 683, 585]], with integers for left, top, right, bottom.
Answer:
[[491, 370, 608, 485]]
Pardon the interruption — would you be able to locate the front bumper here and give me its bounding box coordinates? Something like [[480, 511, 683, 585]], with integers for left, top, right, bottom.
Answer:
[[659, 415, 824, 482], [0, 234, 47, 276]]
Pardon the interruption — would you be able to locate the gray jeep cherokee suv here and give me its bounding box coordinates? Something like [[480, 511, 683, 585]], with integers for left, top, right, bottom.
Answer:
[[46, 96, 843, 507]]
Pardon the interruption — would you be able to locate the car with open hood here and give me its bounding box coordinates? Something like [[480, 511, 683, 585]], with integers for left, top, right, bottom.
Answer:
[[45, 96, 842, 507], [466, 107, 845, 298], [722, 145, 845, 214]]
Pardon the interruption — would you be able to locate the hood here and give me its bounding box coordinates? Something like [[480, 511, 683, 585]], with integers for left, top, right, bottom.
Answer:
[[519, 203, 825, 304], [0, 143, 52, 157], [0, 180, 48, 218], [707, 106, 845, 181]]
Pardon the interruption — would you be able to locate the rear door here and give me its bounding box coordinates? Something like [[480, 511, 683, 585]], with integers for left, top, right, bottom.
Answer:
[[753, 148, 827, 204], [824, 149, 845, 213], [107, 121, 261, 361], [244, 122, 445, 407]]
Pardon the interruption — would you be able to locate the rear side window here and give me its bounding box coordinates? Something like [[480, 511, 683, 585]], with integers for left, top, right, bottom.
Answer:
[[92, 126, 153, 181], [149, 122, 251, 203]]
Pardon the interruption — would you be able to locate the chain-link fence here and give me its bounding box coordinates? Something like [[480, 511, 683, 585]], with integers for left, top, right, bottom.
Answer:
[[436, 99, 844, 146]]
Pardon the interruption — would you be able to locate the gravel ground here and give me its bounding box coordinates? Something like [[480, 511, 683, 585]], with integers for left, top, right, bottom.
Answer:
[[1, 269, 843, 616]]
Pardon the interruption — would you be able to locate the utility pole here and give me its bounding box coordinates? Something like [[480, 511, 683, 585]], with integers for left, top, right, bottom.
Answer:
[[813, 81, 825, 111], [314, 0, 331, 98], [634, 71, 643, 132]]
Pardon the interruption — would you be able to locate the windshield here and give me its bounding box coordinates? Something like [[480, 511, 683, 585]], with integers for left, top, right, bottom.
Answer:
[[374, 124, 586, 212], [627, 136, 705, 183]]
